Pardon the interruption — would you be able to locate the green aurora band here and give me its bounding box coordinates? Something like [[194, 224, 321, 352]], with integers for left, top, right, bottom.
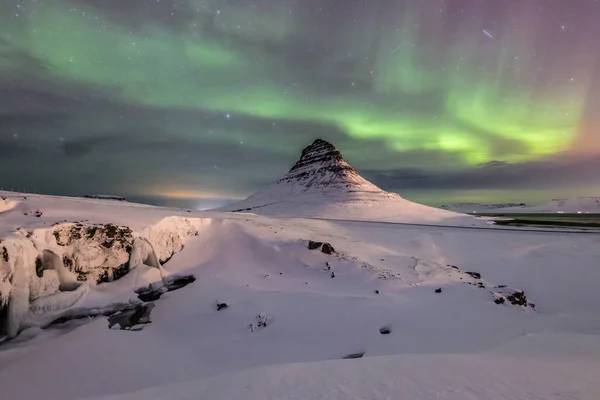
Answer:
[[2, 1, 587, 166]]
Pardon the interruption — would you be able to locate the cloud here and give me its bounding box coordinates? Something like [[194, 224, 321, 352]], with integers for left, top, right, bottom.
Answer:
[[366, 153, 600, 191]]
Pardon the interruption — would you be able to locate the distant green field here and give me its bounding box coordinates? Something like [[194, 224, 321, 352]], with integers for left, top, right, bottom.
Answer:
[[474, 213, 600, 228]]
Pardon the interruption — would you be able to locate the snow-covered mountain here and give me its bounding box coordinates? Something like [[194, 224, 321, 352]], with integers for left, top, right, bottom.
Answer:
[[220, 139, 472, 224], [498, 197, 600, 213], [439, 202, 528, 213]]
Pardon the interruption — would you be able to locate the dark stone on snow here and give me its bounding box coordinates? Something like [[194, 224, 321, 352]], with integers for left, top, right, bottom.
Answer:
[[108, 303, 155, 330], [374, 290, 379, 294], [465, 271, 481, 279], [35, 257, 44, 278], [330, 272, 335, 278], [164, 275, 196, 291], [321, 243, 335, 255], [435, 288, 442, 293], [379, 327, 391, 335], [494, 297, 505, 304], [217, 302, 228, 311], [308, 240, 323, 250], [135, 274, 196, 302], [343, 352, 365, 359], [447, 264, 459, 269], [138, 290, 164, 302], [506, 291, 528, 306], [307, 240, 335, 254]]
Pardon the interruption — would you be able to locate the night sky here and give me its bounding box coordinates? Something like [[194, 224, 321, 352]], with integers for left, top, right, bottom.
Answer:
[[1, 0, 600, 208]]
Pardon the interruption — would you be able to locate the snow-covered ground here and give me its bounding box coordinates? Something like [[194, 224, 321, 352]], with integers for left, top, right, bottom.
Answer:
[[1, 191, 600, 400], [496, 197, 600, 214], [439, 202, 529, 213]]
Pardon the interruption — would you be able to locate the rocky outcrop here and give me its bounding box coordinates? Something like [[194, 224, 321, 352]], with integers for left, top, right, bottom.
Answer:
[[307, 240, 336, 255], [52, 223, 134, 284], [0, 217, 212, 339], [275, 139, 374, 191]]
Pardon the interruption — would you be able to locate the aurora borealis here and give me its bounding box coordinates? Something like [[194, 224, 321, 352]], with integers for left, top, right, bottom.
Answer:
[[1, 0, 600, 207]]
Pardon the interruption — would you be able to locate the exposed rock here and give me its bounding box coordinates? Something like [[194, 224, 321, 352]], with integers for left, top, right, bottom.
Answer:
[[135, 274, 196, 302], [81, 195, 126, 201], [307, 240, 335, 254], [494, 297, 506, 305], [435, 288, 442, 293], [379, 326, 391, 335], [108, 303, 155, 330], [321, 243, 335, 255], [343, 352, 365, 359], [506, 291, 528, 306], [465, 271, 481, 279], [308, 240, 322, 250], [216, 302, 228, 311], [164, 275, 196, 291], [256, 312, 268, 328], [374, 290, 379, 294], [50, 223, 134, 285], [137, 290, 163, 302], [34, 257, 44, 278]]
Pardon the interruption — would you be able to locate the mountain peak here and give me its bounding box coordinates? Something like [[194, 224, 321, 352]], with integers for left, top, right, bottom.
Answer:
[[297, 139, 340, 161], [276, 138, 370, 191], [218, 138, 466, 224]]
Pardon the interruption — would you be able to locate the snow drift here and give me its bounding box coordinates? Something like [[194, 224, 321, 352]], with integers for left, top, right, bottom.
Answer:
[[219, 139, 475, 224]]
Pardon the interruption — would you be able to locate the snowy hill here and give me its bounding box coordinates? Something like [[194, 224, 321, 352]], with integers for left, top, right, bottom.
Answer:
[[219, 139, 475, 225], [1, 191, 600, 399], [439, 202, 528, 213], [498, 197, 600, 213]]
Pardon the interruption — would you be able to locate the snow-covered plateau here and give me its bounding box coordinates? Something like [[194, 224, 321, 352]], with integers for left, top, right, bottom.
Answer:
[[497, 197, 600, 213], [1, 140, 599, 400], [439, 202, 529, 213], [441, 197, 600, 214]]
